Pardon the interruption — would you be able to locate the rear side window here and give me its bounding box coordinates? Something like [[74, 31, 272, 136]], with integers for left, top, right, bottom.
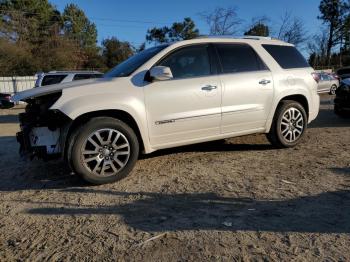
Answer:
[[73, 74, 102, 81], [320, 74, 331, 81], [41, 75, 67, 86], [262, 45, 309, 69], [215, 44, 268, 74]]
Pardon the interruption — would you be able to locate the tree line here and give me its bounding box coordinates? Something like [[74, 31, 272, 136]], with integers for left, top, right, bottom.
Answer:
[[0, 0, 348, 76]]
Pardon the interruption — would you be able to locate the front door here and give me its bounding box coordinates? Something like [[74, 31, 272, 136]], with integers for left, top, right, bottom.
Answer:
[[144, 44, 222, 147]]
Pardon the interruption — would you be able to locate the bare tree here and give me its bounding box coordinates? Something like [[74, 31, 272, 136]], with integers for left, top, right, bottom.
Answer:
[[277, 11, 308, 47], [308, 31, 328, 56], [199, 7, 242, 35], [318, 0, 348, 63], [307, 30, 329, 67], [249, 16, 271, 27], [244, 16, 271, 37]]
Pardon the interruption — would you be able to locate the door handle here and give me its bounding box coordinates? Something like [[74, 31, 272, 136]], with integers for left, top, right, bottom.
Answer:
[[259, 79, 271, 85], [201, 85, 218, 91]]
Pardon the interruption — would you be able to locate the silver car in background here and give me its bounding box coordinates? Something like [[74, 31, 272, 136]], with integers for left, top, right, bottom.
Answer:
[[316, 72, 339, 95]]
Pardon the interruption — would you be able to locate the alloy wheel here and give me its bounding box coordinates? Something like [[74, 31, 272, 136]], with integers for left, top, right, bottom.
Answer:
[[330, 86, 337, 95], [280, 107, 304, 143], [81, 129, 130, 177]]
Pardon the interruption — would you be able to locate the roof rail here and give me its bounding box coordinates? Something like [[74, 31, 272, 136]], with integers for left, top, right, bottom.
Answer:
[[195, 35, 238, 39], [242, 35, 273, 40], [48, 70, 102, 74], [195, 35, 278, 41]]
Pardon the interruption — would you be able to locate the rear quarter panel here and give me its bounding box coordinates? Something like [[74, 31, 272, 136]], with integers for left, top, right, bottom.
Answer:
[[265, 67, 320, 131]]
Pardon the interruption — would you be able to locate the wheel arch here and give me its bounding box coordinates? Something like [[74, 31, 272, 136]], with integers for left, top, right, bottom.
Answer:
[[279, 94, 309, 118], [63, 109, 146, 164], [266, 94, 310, 132]]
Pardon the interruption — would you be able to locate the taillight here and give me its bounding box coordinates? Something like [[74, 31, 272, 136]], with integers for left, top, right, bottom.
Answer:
[[4, 95, 11, 101], [311, 73, 320, 83]]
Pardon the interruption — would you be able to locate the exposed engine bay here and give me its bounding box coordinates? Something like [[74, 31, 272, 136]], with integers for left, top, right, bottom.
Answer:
[[16, 92, 71, 160]]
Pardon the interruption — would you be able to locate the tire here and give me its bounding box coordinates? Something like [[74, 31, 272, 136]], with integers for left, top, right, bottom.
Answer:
[[69, 117, 139, 185], [266, 100, 307, 148], [329, 85, 337, 95]]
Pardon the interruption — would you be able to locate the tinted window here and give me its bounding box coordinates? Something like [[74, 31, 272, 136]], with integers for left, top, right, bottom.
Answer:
[[215, 44, 268, 74], [262, 44, 309, 69], [158, 45, 211, 79], [104, 45, 169, 78], [73, 74, 102, 81], [41, 75, 67, 86]]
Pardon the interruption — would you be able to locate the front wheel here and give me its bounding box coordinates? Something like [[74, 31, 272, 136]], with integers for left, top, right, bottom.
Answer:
[[267, 101, 307, 148], [70, 117, 139, 185]]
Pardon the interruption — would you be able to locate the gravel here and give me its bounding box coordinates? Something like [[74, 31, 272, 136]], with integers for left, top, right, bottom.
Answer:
[[0, 95, 349, 261]]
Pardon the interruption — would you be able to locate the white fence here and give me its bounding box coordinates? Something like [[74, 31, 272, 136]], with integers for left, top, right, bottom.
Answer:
[[0, 76, 36, 94]]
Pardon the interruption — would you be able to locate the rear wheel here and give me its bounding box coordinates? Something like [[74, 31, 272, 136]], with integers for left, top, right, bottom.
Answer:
[[267, 100, 307, 148], [70, 117, 139, 185], [329, 85, 337, 95]]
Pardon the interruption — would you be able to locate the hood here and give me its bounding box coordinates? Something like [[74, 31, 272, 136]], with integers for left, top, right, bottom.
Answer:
[[11, 78, 109, 102]]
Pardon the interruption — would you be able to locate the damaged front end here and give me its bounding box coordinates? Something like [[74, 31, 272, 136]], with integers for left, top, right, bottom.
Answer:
[[16, 92, 71, 160]]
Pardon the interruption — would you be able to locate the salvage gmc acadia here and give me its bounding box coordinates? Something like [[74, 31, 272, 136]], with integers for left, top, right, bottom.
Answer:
[[12, 37, 320, 185]]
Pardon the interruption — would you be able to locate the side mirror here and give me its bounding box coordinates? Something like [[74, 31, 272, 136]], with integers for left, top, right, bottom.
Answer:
[[149, 66, 173, 81]]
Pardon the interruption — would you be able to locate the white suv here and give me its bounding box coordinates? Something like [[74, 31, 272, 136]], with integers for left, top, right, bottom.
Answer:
[[13, 37, 320, 184], [34, 71, 103, 88]]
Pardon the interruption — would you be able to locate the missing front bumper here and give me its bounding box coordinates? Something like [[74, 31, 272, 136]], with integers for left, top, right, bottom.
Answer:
[[17, 127, 62, 160]]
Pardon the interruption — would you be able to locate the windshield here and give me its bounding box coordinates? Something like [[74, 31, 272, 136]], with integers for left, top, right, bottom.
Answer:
[[104, 45, 169, 78]]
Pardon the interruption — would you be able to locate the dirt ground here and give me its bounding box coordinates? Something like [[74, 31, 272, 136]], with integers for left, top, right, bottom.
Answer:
[[0, 95, 350, 261]]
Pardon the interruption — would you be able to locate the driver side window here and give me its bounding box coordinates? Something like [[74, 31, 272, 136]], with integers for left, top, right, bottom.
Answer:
[[158, 45, 211, 79]]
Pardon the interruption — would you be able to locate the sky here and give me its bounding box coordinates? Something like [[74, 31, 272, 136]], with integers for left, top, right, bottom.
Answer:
[[50, 0, 324, 48]]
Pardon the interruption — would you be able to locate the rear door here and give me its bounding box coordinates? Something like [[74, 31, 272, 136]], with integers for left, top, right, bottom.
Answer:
[[214, 43, 274, 133], [319, 74, 325, 92], [318, 74, 330, 93]]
